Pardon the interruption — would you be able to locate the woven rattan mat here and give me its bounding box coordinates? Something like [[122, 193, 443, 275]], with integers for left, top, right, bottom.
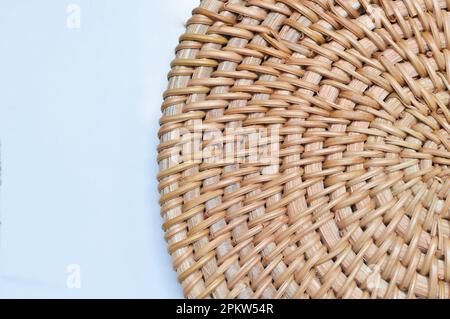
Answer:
[[158, 0, 450, 299]]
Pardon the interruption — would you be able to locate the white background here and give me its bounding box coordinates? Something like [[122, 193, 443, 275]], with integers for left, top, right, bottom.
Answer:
[[0, 0, 199, 298]]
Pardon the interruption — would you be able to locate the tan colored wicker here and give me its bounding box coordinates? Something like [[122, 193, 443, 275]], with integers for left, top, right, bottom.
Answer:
[[158, 0, 450, 299]]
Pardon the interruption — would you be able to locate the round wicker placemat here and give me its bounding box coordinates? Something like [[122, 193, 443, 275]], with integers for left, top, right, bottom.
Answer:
[[158, 0, 450, 299]]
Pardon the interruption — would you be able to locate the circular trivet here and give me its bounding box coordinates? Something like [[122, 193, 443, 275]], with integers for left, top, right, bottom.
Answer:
[[158, 0, 450, 299]]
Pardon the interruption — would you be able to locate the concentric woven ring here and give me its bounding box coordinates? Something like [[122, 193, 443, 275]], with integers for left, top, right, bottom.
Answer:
[[158, 0, 450, 299]]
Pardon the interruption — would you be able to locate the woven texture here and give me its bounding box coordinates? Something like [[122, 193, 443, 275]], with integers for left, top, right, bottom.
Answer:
[[158, 0, 450, 299]]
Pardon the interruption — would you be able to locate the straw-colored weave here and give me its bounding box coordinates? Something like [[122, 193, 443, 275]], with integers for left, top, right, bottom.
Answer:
[[158, 0, 450, 299]]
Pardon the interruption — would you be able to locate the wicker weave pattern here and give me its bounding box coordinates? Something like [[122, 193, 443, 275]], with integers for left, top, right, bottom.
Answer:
[[158, 0, 450, 299]]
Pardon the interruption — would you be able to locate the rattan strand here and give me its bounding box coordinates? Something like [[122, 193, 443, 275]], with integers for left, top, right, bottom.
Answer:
[[158, 0, 450, 299]]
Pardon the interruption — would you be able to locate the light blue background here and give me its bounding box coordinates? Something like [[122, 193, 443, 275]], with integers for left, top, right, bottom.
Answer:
[[0, 0, 198, 298]]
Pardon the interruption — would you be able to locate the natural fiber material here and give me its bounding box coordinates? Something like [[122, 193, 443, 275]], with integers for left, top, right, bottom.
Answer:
[[158, 0, 450, 299]]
